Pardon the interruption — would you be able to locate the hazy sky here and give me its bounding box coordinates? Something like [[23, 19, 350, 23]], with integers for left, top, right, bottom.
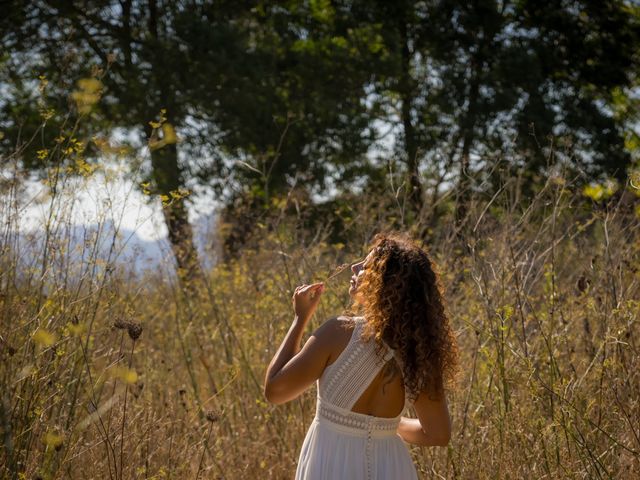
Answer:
[[16, 158, 217, 242]]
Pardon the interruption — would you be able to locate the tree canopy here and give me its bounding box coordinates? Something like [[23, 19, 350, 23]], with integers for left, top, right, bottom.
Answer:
[[2, 0, 638, 265]]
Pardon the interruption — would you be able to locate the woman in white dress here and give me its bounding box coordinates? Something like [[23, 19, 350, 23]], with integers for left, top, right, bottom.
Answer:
[[264, 233, 458, 479]]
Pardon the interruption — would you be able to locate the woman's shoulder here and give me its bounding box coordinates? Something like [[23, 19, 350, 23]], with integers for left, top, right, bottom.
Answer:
[[312, 317, 361, 351], [317, 317, 360, 367], [317, 316, 359, 335]]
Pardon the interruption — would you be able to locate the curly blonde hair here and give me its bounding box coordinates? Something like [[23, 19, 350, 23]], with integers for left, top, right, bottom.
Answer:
[[352, 233, 458, 400]]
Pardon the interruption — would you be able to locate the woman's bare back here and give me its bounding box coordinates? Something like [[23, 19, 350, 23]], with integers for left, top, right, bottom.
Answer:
[[324, 317, 405, 418]]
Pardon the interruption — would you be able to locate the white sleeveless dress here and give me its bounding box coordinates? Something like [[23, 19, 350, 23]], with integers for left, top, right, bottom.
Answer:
[[295, 317, 418, 479]]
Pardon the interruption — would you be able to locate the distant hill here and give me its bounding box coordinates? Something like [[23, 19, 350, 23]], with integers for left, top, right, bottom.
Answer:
[[11, 215, 218, 278]]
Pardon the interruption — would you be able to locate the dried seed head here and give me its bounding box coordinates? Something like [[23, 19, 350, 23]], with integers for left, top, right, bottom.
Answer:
[[127, 322, 143, 341], [576, 274, 590, 293], [114, 318, 129, 330], [0, 336, 16, 356], [324, 263, 350, 283], [205, 409, 220, 422]]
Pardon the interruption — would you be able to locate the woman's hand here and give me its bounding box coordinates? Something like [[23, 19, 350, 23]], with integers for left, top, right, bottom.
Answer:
[[292, 283, 324, 323], [263, 283, 329, 405]]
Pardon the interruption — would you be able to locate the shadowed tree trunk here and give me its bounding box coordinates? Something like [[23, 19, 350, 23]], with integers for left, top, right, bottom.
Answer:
[[398, 12, 424, 220], [144, 2, 204, 288], [454, 3, 497, 232], [454, 69, 480, 231], [147, 132, 204, 286], [163, 198, 203, 286]]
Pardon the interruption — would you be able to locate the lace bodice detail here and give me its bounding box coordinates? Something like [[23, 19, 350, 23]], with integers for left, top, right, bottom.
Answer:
[[318, 317, 398, 412]]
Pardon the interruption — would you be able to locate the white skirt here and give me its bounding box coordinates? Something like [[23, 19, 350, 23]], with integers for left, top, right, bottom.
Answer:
[[295, 404, 418, 480]]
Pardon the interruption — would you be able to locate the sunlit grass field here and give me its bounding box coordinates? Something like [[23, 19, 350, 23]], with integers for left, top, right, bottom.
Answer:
[[1, 160, 639, 479]]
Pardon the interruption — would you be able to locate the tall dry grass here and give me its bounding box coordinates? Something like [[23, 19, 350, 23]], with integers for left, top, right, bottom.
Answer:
[[1, 132, 639, 480]]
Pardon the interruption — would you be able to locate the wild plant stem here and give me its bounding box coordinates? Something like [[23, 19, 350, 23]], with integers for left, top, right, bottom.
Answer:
[[195, 421, 214, 480], [119, 339, 136, 480]]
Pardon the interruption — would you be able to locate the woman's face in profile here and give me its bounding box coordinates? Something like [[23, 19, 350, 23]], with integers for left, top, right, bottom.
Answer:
[[349, 249, 375, 297]]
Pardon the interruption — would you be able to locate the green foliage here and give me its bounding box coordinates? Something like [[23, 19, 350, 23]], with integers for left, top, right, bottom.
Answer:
[[310, 0, 335, 23], [2, 0, 639, 260], [582, 180, 618, 201]]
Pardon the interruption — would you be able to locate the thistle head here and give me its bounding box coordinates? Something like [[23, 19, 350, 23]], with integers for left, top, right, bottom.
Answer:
[[127, 322, 143, 341]]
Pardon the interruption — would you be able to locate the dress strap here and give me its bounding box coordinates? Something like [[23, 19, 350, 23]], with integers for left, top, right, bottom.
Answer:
[[381, 340, 395, 362], [318, 317, 406, 412]]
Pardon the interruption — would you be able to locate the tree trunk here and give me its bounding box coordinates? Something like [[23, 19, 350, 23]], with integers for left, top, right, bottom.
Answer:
[[455, 120, 475, 230], [454, 58, 482, 232], [398, 15, 423, 219], [149, 140, 204, 287], [143, 1, 204, 288], [454, 4, 502, 231]]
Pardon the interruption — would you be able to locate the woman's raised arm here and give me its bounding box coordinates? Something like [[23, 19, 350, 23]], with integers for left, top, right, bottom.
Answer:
[[264, 283, 334, 404]]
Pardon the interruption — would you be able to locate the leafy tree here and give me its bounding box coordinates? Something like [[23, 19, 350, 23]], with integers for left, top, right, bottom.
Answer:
[[3, 0, 638, 254], [186, 1, 384, 196], [2, 0, 223, 282], [1, 0, 387, 261], [351, 0, 639, 226], [178, 0, 388, 253]]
